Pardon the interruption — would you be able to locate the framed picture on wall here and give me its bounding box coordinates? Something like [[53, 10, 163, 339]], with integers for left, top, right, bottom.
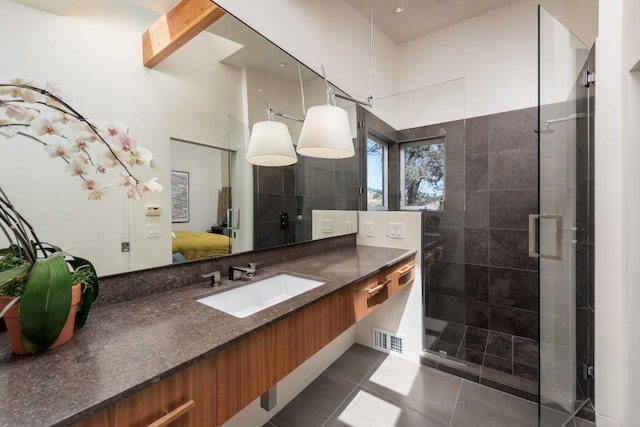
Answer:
[[171, 170, 189, 223]]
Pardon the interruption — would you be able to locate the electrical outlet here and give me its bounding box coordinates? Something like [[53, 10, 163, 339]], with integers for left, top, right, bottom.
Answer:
[[344, 221, 353, 234], [365, 221, 374, 237], [322, 219, 334, 233]]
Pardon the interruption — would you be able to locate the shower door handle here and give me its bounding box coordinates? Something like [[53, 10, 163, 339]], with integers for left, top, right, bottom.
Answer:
[[529, 214, 563, 260], [227, 208, 240, 230]]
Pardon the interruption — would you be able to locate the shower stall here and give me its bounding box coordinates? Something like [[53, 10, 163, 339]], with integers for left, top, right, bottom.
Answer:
[[537, 6, 594, 425], [417, 6, 594, 426]]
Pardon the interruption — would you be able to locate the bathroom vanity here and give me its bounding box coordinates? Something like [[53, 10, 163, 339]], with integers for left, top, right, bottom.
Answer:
[[0, 240, 415, 427]]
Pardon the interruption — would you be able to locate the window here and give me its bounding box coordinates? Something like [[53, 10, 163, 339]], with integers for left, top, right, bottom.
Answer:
[[400, 139, 445, 210], [367, 136, 388, 210]]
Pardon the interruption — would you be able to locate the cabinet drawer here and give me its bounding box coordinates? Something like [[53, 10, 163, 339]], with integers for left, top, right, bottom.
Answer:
[[73, 356, 216, 427], [394, 258, 415, 290]]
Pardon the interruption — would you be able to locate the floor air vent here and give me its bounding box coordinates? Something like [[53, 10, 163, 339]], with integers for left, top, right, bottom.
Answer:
[[372, 327, 407, 358]]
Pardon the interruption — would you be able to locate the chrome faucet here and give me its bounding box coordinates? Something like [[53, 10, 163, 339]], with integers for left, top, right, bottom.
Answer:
[[228, 262, 261, 280], [200, 271, 221, 286]]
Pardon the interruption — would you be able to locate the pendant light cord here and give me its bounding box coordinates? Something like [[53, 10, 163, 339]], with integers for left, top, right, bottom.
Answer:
[[298, 62, 307, 116], [369, 0, 374, 100]]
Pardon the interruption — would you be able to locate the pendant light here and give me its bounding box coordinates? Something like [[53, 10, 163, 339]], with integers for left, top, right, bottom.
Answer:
[[296, 102, 355, 159], [246, 90, 299, 167], [296, 0, 375, 160]]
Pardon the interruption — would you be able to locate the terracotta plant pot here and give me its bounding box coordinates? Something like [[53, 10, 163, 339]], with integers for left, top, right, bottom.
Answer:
[[0, 284, 82, 355]]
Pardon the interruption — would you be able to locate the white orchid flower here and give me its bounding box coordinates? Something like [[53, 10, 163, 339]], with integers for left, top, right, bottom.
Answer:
[[115, 171, 137, 188], [43, 140, 72, 159], [4, 104, 33, 121], [0, 117, 20, 137], [0, 78, 39, 103], [65, 153, 91, 176], [66, 124, 97, 151], [97, 149, 118, 169], [83, 180, 111, 200], [96, 120, 128, 139], [127, 185, 143, 200], [129, 146, 153, 166], [31, 115, 65, 136], [142, 177, 162, 194], [2, 78, 161, 200]]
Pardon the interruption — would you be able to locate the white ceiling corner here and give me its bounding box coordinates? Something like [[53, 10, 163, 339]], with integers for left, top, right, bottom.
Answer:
[[344, 0, 521, 44], [8, 0, 76, 15]]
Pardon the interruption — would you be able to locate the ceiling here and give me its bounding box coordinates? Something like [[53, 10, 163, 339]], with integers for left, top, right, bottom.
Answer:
[[344, 0, 521, 44], [129, 0, 522, 45]]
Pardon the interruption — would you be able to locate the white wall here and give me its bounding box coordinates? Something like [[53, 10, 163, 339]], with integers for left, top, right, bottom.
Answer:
[[244, 66, 304, 141], [219, 0, 596, 121], [595, 3, 621, 427], [170, 141, 226, 233], [214, 0, 398, 101], [597, 0, 640, 425], [0, 0, 243, 275], [622, 2, 640, 425], [356, 211, 422, 362]]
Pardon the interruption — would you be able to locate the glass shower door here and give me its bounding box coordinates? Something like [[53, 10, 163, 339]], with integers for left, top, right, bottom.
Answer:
[[537, 6, 591, 425], [227, 114, 253, 254]]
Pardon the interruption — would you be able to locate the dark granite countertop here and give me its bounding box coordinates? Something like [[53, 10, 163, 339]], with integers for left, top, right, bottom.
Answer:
[[0, 245, 414, 427]]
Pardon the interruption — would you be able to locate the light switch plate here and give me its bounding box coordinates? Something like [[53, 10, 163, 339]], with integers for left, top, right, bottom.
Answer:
[[145, 224, 160, 238], [388, 223, 404, 239]]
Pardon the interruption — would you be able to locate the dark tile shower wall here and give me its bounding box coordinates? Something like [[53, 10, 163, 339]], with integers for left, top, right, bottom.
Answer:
[[254, 151, 359, 250], [423, 107, 539, 388], [254, 165, 297, 249]]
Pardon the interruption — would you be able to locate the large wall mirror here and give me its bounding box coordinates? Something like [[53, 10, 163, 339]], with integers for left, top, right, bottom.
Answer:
[[0, 0, 358, 276]]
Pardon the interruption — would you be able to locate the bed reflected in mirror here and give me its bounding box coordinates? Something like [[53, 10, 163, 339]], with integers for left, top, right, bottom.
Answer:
[[170, 138, 232, 262]]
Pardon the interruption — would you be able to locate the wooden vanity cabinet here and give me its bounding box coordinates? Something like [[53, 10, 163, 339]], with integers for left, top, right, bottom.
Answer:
[[74, 256, 415, 427], [393, 257, 416, 293], [74, 355, 216, 427]]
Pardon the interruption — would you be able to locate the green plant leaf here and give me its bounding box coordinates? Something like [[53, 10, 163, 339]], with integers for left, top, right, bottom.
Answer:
[[0, 264, 30, 289], [68, 256, 98, 331], [19, 255, 72, 354]]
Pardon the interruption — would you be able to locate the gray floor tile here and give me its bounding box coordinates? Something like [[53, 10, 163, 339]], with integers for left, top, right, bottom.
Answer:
[[325, 343, 385, 384], [573, 417, 597, 427], [450, 380, 537, 427], [269, 372, 355, 427], [539, 405, 575, 426], [324, 386, 447, 427], [361, 355, 462, 425]]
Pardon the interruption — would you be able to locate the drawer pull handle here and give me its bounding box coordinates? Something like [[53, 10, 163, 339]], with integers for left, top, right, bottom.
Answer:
[[147, 400, 195, 427], [367, 280, 390, 295], [397, 265, 413, 275]]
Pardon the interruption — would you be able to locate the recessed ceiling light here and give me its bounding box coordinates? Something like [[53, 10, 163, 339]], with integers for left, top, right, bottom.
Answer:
[[393, 5, 405, 14], [278, 63, 287, 68]]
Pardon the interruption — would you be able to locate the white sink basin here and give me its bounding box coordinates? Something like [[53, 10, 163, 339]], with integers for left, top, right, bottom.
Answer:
[[197, 274, 325, 318]]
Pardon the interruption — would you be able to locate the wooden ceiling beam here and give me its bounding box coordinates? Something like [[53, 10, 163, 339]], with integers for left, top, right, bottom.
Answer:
[[142, 0, 225, 68]]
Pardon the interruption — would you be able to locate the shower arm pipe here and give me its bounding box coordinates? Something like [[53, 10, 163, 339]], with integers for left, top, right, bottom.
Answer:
[[544, 112, 587, 125]]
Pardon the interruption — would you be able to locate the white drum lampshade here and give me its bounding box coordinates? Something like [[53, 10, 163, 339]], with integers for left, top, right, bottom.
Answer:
[[246, 120, 297, 167], [296, 105, 354, 159]]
